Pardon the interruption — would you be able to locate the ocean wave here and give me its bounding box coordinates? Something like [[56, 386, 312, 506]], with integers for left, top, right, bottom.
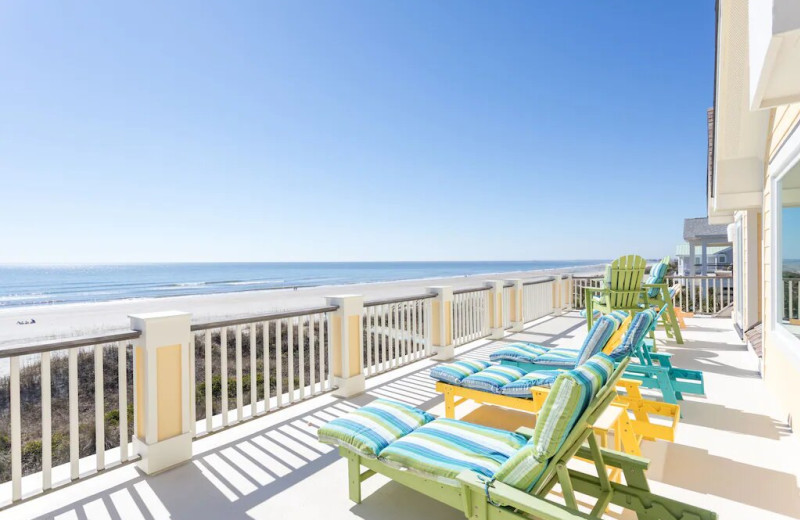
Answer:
[[221, 279, 284, 286]]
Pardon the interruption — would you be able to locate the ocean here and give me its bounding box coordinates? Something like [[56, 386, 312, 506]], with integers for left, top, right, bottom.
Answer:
[[0, 261, 605, 308]]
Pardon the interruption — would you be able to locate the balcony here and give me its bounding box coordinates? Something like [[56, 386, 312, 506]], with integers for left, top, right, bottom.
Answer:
[[1, 276, 799, 519]]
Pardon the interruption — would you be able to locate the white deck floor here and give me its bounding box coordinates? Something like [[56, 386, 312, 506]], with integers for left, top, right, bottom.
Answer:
[[3, 313, 799, 520]]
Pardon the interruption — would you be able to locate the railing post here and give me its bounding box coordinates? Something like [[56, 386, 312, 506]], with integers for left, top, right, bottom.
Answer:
[[563, 274, 574, 310], [552, 275, 563, 316], [486, 281, 505, 339], [129, 311, 193, 475], [427, 286, 454, 360], [507, 279, 524, 332], [326, 295, 365, 397]]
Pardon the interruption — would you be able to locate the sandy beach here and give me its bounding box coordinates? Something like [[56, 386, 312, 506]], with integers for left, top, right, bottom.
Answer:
[[0, 264, 603, 348]]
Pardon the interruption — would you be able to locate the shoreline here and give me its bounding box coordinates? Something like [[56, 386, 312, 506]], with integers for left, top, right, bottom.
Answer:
[[0, 263, 604, 347]]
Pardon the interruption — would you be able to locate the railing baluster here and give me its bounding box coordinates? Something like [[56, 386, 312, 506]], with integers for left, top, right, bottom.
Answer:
[[69, 347, 79, 480], [235, 325, 243, 422], [326, 312, 333, 390], [365, 307, 372, 375], [10, 356, 21, 501], [42, 351, 52, 489], [95, 344, 105, 471], [204, 330, 212, 433], [379, 306, 386, 372], [276, 320, 283, 407], [220, 327, 228, 427], [263, 322, 271, 412], [309, 314, 316, 394], [250, 323, 257, 416], [118, 344, 128, 462], [298, 316, 305, 400], [288, 317, 295, 403]]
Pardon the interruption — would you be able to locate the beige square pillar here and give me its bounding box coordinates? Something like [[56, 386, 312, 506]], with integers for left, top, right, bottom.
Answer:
[[326, 295, 365, 397], [129, 311, 193, 475], [427, 286, 454, 360], [507, 279, 524, 332], [486, 281, 505, 339]]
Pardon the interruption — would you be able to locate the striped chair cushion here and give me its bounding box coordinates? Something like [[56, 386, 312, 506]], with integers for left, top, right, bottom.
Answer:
[[378, 418, 527, 483], [489, 342, 550, 364], [317, 399, 435, 456], [610, 309, 656, 361], [645, 261, 669, 297], [529, 361, 605, 460], [530, 347, 581, 368], [461, 365, 528, 393], [573, 353, 614, 396], [535, 315, 618, 368], [602, 315, 632, 354], [494, 444, 548, 492], [500, 371, 559, 398], [579, 308, 602, 319], [429, 360, 491, 385]]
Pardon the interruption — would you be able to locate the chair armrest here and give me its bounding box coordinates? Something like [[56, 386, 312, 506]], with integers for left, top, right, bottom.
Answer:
[[575, 445, 649, 470], [531, 387, 551, 409], [456, 471, 592, 520]]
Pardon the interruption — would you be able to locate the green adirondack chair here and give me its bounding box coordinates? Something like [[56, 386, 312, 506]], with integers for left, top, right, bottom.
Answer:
[[323, 357, 716, 520], [586, 254, 647, 330], [641, 256, 684, 344]]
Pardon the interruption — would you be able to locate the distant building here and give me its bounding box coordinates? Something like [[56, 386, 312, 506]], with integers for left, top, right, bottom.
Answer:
[[675, 243, 732, 275], [681, 217, 732, 276]]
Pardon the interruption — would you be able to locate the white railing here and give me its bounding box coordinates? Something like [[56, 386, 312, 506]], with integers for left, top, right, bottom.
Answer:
[[571, 275, 603, 309], [452, 288, 491, 346], [0, 331, 140, 505], [523, 278, 555, 322], [783, 278, 800, 322], [190, 305, 337, 437], [667, 275, 733, 315], [363, 295, 432, 376]]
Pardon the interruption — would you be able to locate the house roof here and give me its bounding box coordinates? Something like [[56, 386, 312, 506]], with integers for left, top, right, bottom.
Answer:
[[683, 217, 730, 243], [675, 243, 732, 256]]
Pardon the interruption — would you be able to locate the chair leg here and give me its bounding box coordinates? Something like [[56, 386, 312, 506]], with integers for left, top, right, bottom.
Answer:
[[444, 388, 456, 419], [347, 451, 362, 503], [664, 304, 684, 344]]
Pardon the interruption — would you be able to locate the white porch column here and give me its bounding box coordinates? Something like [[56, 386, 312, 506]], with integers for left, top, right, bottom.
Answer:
[[129, 311, 193, 475], [563, 274, 574, 310], [326, 295, 365, 397], [701, 242, 709, 276], [689, 244, 696, 276], [486, 280, 505, 339], [427, 286, 454, 360], [506, 279, 524, 332]]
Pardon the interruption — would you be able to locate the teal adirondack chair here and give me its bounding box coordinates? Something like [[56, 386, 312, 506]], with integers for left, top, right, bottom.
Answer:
[[641, 256, 684, 344], [586, 254, 647, 330]]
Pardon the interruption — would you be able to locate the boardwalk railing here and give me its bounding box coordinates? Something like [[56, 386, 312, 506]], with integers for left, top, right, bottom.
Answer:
[[523, 277, 556, 322], [363, 295, 433, 376], [190, 305, 337, 437], [0, 331, 141, 504], [0, 273, 574, 508], [667, 274, 733, 315], [452, 287, 491, 346]]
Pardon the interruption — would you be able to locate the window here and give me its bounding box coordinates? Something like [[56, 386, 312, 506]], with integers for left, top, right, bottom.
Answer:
[[779, 161, 800, 340], [718, 254, 726, 264]]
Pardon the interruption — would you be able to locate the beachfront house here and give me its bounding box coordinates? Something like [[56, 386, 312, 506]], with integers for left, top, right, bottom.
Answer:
[[676, 218, 732, 275], [1, 3, 800, 520]]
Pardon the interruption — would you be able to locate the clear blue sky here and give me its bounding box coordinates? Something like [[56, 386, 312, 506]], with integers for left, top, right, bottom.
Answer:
[[0, 1, 715, 263]]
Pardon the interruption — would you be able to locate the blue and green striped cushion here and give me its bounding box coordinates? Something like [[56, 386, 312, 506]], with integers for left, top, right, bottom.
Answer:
[[489, 342, 550, 364], [496, 353, 613, 491], [610, 309, 656, 361], [529, 353, 607, 460], [429, 360, 491, 385], [378, 418, 526, 482], [494, 444, 548, 492], [534, 315, 618, 368], [500, 371, 559, 398], [317, 399, 435, 456], [579, 308, 602, 319], [461, 365, 527, 393], [525, 347, 580, 368], [645, 261, 669, 297]]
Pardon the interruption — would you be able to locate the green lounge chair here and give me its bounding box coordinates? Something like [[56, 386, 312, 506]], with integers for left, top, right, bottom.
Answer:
[[585, 254, 647, 331], [319, 356, 716, 520]]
